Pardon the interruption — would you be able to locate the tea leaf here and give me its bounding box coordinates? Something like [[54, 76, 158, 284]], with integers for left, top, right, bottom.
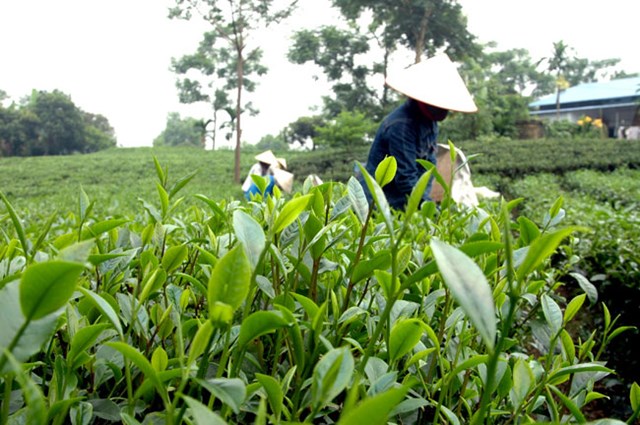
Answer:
[[168, 170, 197, 199], [347, 176, 369, 223], [312, 347, 354, 410], [564, 294, 586, 324], [275, 305, 305, 372], [237, 310, 289, 349], [233, 210, 266, 269], [208, 245, 251, 325], [541, 294, 562, 335], [272, 195, 312, 234], [78, 287, 123, 336], [70, 401, 93, 425], [431, 239, 496, 350], [388, 319, 424, 363], [156, 182, 169, 218], [517, 216, 540, 245], [80, 219, 130, 241], [20, 260, 85, 321], [107, 342, 165, 398], [517, 227, 583, 281], [0, 191, 28, 260], [548, 384, 586, 422], [196, 378, 246, 414], [510, 358, 534, 409], [404, 170, 432, 220], [291, 292, 319, 319], [256, 373, 283, 419], [138, 268, 168, 304], [337, 386, 408, 425], [357, 162, 393, 234], [182, 395, 227, 425], [153, 156, 166, 186], [303, 212, 326, 260], [375, 156, 396, 188], [0, 282, 59, 366], [560, 329, 576, 361], [351, 250, 391, 285], [161, 244, 188, 273], [187, 320, 214, 368], [67, 323, 110, 369], [547, 362, 614, 385], [4, 350, 47, 425], [151, 346, 168, 372], [121, 412, 143, 425], [570, 272, 598, 305], [631, 382, 640, 412]]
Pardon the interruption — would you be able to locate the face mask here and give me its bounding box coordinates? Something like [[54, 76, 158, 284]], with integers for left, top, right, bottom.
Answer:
[[418, 102, 449, 121]]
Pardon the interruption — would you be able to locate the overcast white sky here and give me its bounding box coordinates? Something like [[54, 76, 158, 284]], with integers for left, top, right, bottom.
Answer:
[[1, 0, 638, 149]]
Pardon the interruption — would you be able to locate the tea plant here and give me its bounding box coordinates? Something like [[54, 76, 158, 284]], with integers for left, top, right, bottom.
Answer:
[[0, 154, 638, 424]]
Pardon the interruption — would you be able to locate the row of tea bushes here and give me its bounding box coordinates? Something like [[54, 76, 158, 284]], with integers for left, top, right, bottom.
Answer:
[[1, 157, 638, 423]]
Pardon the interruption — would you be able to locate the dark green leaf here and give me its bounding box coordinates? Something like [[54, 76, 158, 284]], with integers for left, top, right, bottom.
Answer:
[[237, 310, 289, 349]]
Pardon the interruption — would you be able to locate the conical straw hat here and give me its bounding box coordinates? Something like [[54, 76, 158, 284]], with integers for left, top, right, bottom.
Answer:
[[254, 150, 279, 165], [385, 54, 477, 113], [272, 168, 294, 193]]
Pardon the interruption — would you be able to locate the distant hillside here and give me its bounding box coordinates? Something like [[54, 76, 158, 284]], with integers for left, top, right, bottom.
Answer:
[[2, 139, 638, 219]]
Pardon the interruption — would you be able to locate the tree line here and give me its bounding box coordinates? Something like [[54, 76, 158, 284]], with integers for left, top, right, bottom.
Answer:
[[161, 0, 635, 182], [0, 89, 116, 157], [4, 1, 635, 168]]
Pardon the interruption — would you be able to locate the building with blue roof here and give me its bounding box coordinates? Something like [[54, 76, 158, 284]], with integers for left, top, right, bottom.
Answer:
[[528, 76, 640, 138]]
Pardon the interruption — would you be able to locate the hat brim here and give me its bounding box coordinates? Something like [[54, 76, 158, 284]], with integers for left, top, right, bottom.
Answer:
[[386, 54, 477, 113]]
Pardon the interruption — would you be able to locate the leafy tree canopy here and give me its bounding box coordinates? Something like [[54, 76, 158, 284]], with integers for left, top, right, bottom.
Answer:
[[0, 89, 116, 157], [154, 112, 204, 148], [169, 0, 298, 182]]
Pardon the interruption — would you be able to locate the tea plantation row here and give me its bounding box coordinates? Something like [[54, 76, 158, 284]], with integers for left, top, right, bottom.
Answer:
[[0, 140, 639, 423]]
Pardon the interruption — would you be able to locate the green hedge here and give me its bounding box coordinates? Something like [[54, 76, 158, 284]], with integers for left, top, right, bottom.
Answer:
[[287, 139, 640, 183]]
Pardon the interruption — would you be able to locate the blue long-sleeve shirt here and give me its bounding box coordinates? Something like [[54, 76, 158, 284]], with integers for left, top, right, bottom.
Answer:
[[363, 99, 438, 210]]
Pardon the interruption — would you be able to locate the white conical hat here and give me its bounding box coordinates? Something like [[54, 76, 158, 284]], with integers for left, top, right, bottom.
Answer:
[[272, 168, 294, 193], [255, 150, 287, 169], [385, 54, 477, 113], [255, 150, 279, 165]]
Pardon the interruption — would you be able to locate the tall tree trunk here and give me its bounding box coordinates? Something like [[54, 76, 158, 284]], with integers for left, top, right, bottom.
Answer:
[[414, 3, 434, 63], [235, 54, 243, 183]]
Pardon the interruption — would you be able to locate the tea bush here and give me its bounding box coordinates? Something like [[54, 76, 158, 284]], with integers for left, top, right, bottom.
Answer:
[[1, 157, 638, 424]]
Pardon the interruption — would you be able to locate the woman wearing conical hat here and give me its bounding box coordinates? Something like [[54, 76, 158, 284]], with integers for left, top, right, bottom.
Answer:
[[360, 54, 477, 210], [242, 150, 294, 200]]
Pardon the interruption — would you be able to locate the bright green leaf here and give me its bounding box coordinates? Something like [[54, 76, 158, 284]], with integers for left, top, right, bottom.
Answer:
[[161, 244, 188, 273], [272, 195, 312, 234], [338, 386, 409, 425], [256, 373, 283, 419], [208, 245, 251, 325], [517, 227, 583, 281], [388, 319, 424, 363], [20, 260, 85, 321], [375, 156, 396, 188], [67, 323, 110, 369]]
